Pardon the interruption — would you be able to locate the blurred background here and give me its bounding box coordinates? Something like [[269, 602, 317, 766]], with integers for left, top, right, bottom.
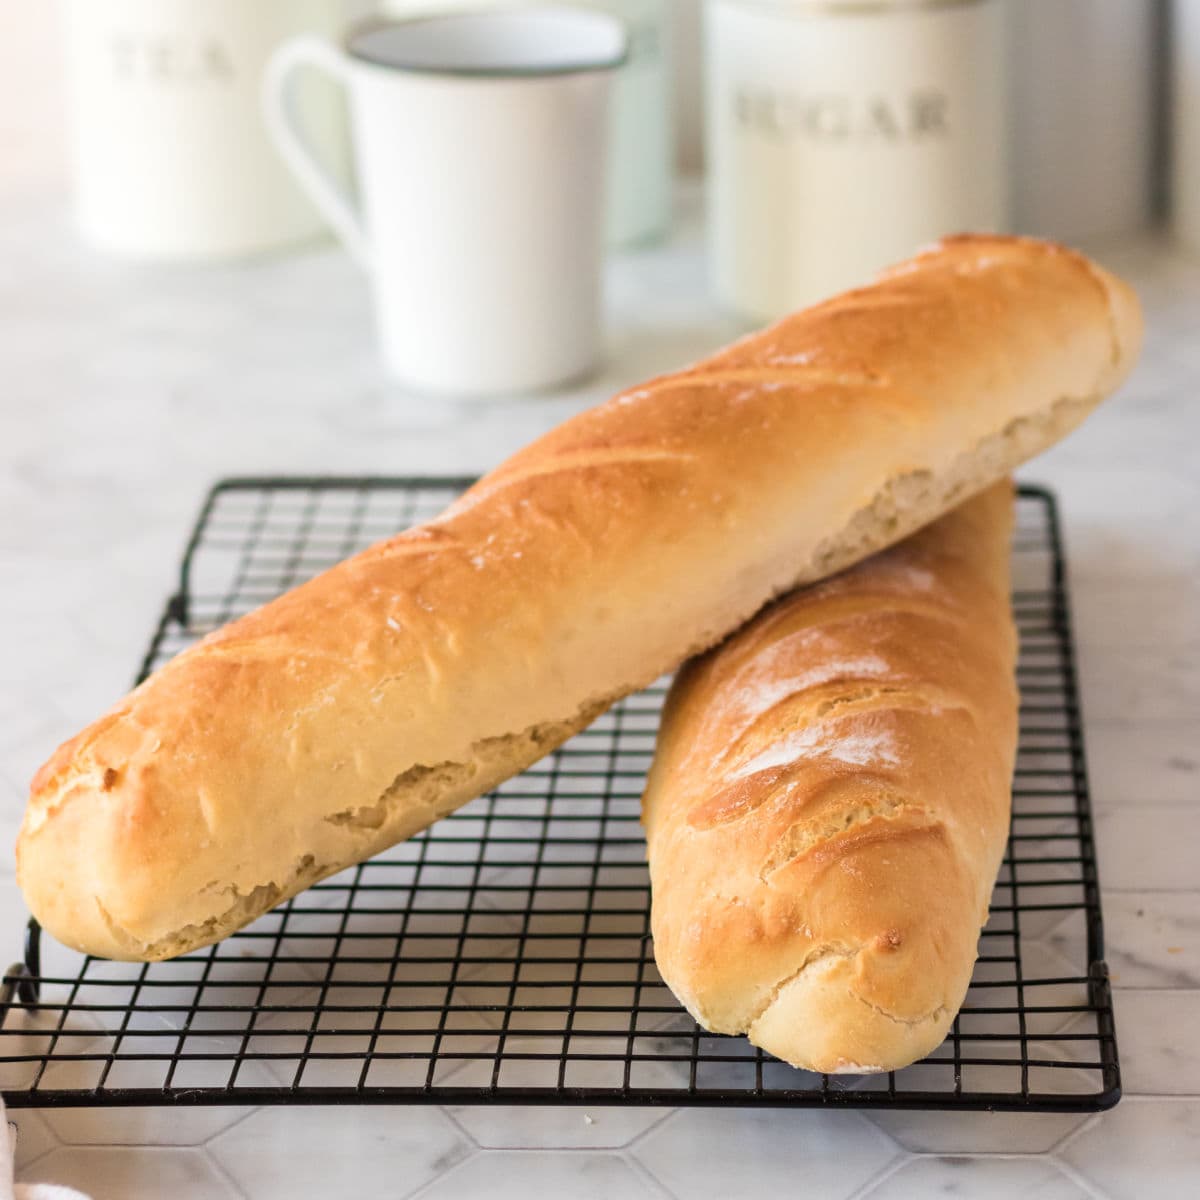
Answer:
[[0, 1, 1191, 477], [0, 1, 1185, 272]]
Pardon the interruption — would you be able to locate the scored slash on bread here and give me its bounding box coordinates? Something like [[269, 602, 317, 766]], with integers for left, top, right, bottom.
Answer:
[[17, 235, 1140, 962]]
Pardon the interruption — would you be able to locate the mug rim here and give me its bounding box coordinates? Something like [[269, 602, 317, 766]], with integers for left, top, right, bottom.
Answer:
[[345, 7, 630, 79]]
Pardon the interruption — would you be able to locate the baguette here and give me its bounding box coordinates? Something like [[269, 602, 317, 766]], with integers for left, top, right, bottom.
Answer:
[[642, 483, 1018, 1073], [18, 236, 1139, 962]]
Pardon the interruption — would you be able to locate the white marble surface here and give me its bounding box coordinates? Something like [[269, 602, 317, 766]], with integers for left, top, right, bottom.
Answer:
[[1, 189, 1198, 1199]]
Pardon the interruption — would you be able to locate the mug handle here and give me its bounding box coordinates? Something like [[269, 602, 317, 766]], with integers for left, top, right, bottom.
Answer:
[[263, 35, 371, 268]]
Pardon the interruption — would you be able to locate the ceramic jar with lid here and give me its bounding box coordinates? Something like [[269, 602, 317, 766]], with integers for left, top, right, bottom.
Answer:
[[705, 0, 1007, 320]]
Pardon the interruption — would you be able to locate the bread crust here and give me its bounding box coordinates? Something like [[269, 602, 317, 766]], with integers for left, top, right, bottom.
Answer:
[[18, 235, 1140, 961], [642, 483, 1019, 1073]]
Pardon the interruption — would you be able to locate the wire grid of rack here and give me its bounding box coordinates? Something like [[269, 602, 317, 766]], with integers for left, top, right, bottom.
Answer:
[[0, 478, 1118, 1111]]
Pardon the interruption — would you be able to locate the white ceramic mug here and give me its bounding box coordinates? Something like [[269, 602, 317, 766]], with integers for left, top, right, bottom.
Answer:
[[64, 0, 349, 260], [264, 10, 627, 395]]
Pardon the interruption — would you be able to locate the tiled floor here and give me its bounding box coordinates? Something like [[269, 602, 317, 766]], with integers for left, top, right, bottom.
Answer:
[[2, 199, 1198, 1196]]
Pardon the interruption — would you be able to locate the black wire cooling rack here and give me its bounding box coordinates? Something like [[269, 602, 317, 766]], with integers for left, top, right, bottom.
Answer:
[[0, 478, 1119, 1111]]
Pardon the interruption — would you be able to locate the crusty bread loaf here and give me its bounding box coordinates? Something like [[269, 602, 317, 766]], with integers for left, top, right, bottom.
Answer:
[[642, 483, 1018, 1074], [18, 236, 1139, 962]]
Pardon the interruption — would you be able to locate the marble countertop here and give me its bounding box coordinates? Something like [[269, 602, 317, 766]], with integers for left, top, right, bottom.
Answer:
[[1, 189, 1198, 1199]]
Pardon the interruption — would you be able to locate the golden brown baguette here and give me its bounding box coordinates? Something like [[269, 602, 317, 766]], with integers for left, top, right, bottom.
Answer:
[[18, 236, 1139, 962], [642, 483, 1019, 1074]]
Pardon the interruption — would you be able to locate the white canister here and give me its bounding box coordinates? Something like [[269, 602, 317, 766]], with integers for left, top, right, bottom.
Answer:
[[64, 0, 348, 260], [382, 0, 672, 247], [706, 0, 1007, 321], [1008, 0, 1156, 242], [1173, 0, 1200, 254]]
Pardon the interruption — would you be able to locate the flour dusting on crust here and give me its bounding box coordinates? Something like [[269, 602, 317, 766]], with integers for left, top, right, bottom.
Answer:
[[729, 655, 890, 725], [730, 725, 900, 779]]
